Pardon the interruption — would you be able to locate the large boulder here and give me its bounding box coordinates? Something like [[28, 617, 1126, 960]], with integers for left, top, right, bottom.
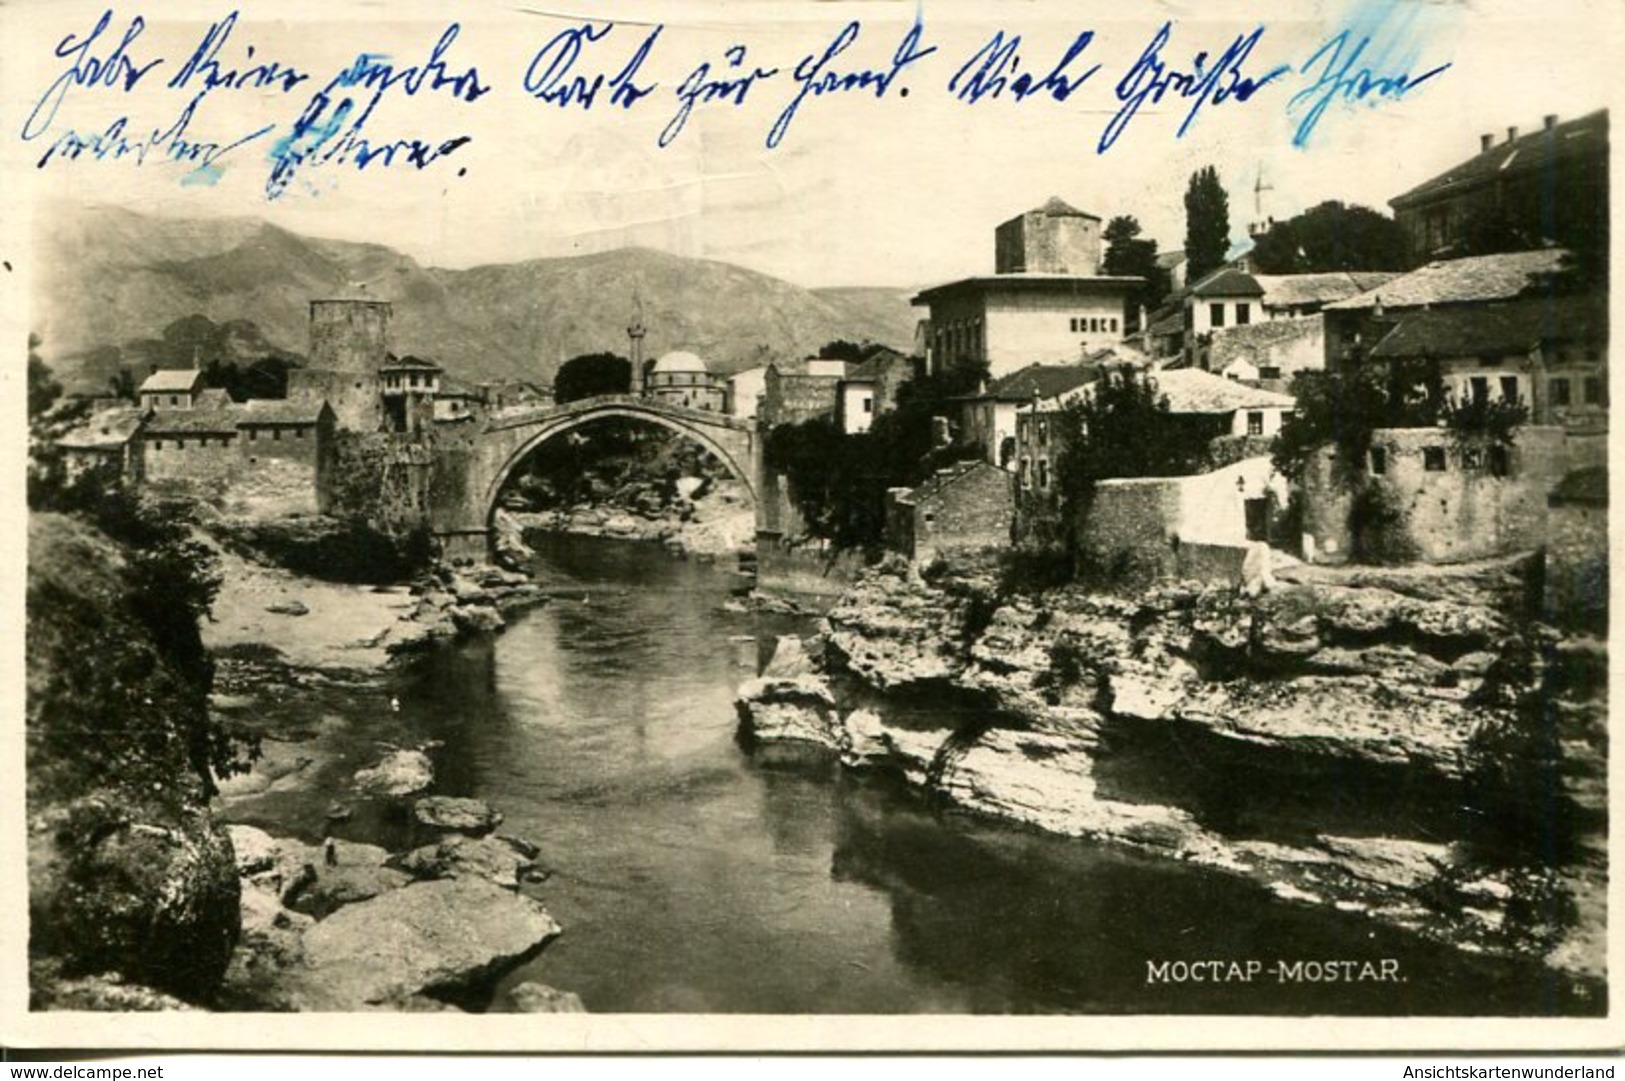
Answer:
[[283, 877, 563, 1010], [354, 750, 435, 799], [734, 675, 839, 748], [507, 981, 587, 1013], [413, 796, 504, 837], [395, 835, 536, 890]]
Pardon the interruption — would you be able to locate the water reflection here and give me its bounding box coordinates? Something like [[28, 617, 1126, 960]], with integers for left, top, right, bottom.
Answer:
[[385, 533, 1588, 1016]]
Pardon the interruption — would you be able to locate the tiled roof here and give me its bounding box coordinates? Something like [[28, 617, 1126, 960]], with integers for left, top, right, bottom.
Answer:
[[1190, 268, 1264, 298], [1550, 466, 1607, 506], [381, 354, 443, 371], [1206, 315, 1324, 368], [1036, 196, 1098, 219], [1369, 293, 1607, 359], [1325, 250, 1570, 311], [986, 363, 1101, 403], [913, 275, 1143, 304], [1151, 368, 1296, 414], [844, 351, 913, 382], [1146, 308, 1186, 337], [138, 368, 204, 394], [1391, 111, 1609, 209], [58, 407, 144, 449], [1254, 272, 1402, 309], [237, 399, 330, 425], [898, 460, 1006, 505], [144, 409, 240, 436], [194, 388, 233, 410]]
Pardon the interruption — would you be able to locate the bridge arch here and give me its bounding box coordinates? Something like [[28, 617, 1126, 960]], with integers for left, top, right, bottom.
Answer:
[[471, 396, 761, 539]]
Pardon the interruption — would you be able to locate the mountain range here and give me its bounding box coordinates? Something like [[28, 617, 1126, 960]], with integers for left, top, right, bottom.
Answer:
[[31, 206, 921, 392]]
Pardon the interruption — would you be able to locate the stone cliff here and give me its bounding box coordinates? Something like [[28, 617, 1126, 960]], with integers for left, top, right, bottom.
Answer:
[[736, 555, 1606, 1000]]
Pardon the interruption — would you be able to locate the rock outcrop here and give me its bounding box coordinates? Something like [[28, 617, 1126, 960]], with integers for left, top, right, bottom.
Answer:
[[354, 750, 435, 800], [734, 558, 1603, 984]]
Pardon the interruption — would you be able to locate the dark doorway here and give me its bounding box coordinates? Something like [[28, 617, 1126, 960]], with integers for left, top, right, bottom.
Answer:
[[1244, 497, 1269, 541]]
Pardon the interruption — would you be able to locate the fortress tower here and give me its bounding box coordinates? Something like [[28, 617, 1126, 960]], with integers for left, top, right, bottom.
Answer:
[[290, 296, 393, 432]]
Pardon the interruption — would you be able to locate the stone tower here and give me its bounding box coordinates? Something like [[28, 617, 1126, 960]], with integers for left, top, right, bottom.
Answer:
[[298, 297, 392, 432], [993, 197, 1103, 275]]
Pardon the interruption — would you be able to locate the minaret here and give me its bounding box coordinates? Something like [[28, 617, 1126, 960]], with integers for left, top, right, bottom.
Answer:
[[627, 288, 647, 372]]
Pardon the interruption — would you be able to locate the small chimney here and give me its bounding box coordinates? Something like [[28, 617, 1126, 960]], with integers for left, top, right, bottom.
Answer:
[[1480, 133, 1493, 152], [1544, 114, 1558, 131], [1506, 126, 1519, 143]]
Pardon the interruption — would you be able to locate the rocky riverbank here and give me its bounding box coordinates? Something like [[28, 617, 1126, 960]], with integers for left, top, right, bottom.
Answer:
[[200, 539, 580, 1011], [27, 498, 582, 1012], [735, 555, 1607, 1006], [507, 477, 755, 559]]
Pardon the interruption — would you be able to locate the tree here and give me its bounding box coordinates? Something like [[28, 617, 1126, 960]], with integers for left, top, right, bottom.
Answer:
[[1183, 166, 1231, 283], [1102, 215, 1169, 317], [1053, 367, 1209, 518], [553, 352, 632, 403], [817, 339, 866, 362], [28, 335, 61, 417], [1248, 201, 1414, 274]]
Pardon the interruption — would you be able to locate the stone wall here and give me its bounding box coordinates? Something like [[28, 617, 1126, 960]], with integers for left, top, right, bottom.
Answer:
[[322, 432, 436, 533], [995, 210, 1101, 274], [762, 370, 841, 428], [308, 299, 390, 374], [908, 464, 1016, 564], [1302, 426, 1595, 564], [239, 426, 322, 466], [143, 434, 242, 485], [288, 369, 383, 433]]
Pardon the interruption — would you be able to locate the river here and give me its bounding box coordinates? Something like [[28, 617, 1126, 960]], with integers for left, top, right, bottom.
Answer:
[[332, 533, 1574, 1016]]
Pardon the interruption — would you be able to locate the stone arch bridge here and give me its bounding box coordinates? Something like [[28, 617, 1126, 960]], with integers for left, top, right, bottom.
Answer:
[[427, 395, 764, 561]]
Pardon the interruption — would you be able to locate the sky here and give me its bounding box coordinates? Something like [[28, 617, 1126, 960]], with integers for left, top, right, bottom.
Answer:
[[1, 0, 1618, 288]]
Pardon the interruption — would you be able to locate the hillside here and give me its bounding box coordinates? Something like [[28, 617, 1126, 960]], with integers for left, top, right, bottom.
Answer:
[[32, 206, 919, 389]]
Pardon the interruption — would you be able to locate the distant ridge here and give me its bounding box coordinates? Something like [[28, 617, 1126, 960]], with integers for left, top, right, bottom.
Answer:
[[33, 206, 920, 389]]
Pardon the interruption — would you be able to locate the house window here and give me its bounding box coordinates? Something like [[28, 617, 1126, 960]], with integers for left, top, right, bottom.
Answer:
[[1468, 376, 1489, 404], [862, 396, 874, 414], [1462, 446, 1484, 470], [1246, 411, 1265, 436], [249, 429, 258, 441], [1369, 447, 1387, 475], [1259, 365, 1281, 380], [1037, 459, 1050, 490], [1551, 377, 1572, 406], [1110, 317, 1119, 333], [1499, 376, 1519, 403], [1423, 446, 1447, 471], [923, 511, 936, 526], [169, 395, 179, 407], [153, 440, 164, 451], [1584, 376, 1603, 405], [1210, 303, 1226, 328], [1018, 457, 1031, 489], [1236, 303, 1251, 326], [1037, 418, 1049, 446], [273, 428, 281, 441]]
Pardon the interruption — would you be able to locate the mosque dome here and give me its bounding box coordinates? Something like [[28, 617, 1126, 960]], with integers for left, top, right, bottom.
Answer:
[[651, 350, 709, 374]]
